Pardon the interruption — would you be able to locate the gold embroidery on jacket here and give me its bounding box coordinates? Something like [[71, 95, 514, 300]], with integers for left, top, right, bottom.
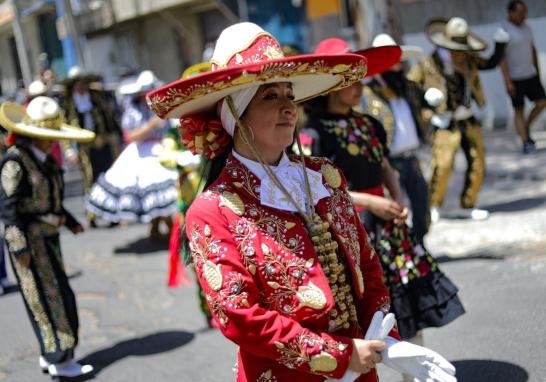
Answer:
[[296, 281, 326, 309], [231, 220, 258, 274], [320, 164, 342, 189], [5, 226, 27, 252], [248, 206, 304, 256], [219, 192, 246, 215], [326, 188, 361, 266], [309, 351, 338, 373], [203, 260, 223, 291], [257, 369, 277, 382], [191, 223, 226, 290], [274, 332, 343, 374], [206, 272, 249, 328], [262, 247, 315, 315], [1, 160, 22, 197], [226, 160, 260, 199]]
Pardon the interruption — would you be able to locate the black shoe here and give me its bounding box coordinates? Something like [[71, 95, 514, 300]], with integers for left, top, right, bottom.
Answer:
[[523, 141, 536, 154]]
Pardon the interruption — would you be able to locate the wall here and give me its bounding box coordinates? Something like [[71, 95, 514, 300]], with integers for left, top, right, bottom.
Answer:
[[0, 31, 17, 95], [0, 12, 47, 96], [85, 8, 205, 84], [110, 0, 197, 23]]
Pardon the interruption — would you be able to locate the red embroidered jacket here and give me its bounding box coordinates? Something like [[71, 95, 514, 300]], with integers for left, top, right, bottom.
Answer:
[[186, 155, 398, 381]]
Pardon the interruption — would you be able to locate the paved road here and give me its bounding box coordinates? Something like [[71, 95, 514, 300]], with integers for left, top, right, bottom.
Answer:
[[0, 128, 545, 382]]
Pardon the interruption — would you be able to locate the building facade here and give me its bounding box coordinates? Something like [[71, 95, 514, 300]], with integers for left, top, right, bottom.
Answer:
[[0, 0, 62, 96], [1, 0, 402, 96]]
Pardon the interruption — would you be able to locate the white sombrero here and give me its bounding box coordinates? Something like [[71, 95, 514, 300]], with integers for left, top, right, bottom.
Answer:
[[147, 22, 368, 119], [0, 96, 95, 142], [28, 80, 48, 96], [372, 33, 423, 60], [427, 17, 487, 52], [119, 70, 164, 95]]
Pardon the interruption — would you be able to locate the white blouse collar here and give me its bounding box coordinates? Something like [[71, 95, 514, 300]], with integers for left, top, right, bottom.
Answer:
[[231, 149, 330, 213]]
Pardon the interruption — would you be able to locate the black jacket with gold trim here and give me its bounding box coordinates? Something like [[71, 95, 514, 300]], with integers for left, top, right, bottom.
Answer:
[[0, 141, 79, 257]]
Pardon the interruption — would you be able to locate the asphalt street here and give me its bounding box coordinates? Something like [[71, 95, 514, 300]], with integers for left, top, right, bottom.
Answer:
[[0, 128, 545, 382]]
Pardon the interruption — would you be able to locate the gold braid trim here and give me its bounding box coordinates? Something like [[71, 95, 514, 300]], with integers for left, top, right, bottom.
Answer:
[[22, 114, 63, 130]]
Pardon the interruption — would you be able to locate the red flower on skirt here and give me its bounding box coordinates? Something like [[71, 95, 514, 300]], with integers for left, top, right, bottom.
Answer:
[[416, 260, 431, 277]]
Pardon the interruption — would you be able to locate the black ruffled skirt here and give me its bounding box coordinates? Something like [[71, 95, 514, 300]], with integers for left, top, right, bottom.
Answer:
[[360, 210, 465, 340], [389, 269, 465, 339]]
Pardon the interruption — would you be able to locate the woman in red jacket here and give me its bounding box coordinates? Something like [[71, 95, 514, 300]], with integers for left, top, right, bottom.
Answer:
[[147, 22, 455, 382]]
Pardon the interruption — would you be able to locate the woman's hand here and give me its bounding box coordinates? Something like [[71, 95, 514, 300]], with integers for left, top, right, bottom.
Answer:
[[367, 195, 404, 222], [348, 339, 386, 374], [69, 224, 85, 235], [392, 196, 409, 225], [505, 79, 515, 98], [393, 206, 409, 225]]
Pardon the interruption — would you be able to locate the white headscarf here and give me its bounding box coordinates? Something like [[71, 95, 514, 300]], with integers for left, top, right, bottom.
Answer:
[[219, 85, 260, 136]]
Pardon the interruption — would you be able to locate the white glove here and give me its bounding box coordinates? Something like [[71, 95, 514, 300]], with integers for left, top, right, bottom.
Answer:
[[382, 337, 457, 382], [326, 311, 395, 382], [365, 310, 396, 340], [364, 311, 457, 382], [430, 114, 451, 129], [494, 27, 510, 43], [424, 88, 445, 108]]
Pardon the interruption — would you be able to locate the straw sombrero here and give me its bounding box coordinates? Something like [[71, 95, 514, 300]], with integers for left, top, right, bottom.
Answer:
[[147, 22, 375, 120], [426, 17, 487, 52], [0, 96, 95, 142], [181, 62, 211, 79], [371, 33, 423, 60], [313, 38, 402, 76]]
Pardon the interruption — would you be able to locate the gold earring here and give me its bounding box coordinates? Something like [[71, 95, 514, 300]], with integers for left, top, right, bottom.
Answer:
[[237, 122, 255, 146]]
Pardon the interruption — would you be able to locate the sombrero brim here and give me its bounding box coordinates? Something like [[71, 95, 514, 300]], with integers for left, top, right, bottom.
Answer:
[[0, 102, 96, 142], [63, 74, 103, 85], [426, 18, 487, 52], [353, 46, 402, 76], [147, 53, 368, 119]]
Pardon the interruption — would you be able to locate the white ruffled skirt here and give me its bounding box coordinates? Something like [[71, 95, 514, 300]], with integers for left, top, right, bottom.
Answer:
[[86, 140, 178, 223]]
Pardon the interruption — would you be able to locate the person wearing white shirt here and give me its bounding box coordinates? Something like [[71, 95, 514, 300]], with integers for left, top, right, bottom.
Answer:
[[362, 62, 431, 244], [500, 0, 546, 154]]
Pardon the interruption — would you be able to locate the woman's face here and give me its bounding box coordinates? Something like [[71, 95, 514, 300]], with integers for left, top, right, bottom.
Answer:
[[241, 82, 297, 153], [73, 80, 88, 95], [450, 51, 467, 65], [32, 139, 56, 154], [333, 81, 363, 108]]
